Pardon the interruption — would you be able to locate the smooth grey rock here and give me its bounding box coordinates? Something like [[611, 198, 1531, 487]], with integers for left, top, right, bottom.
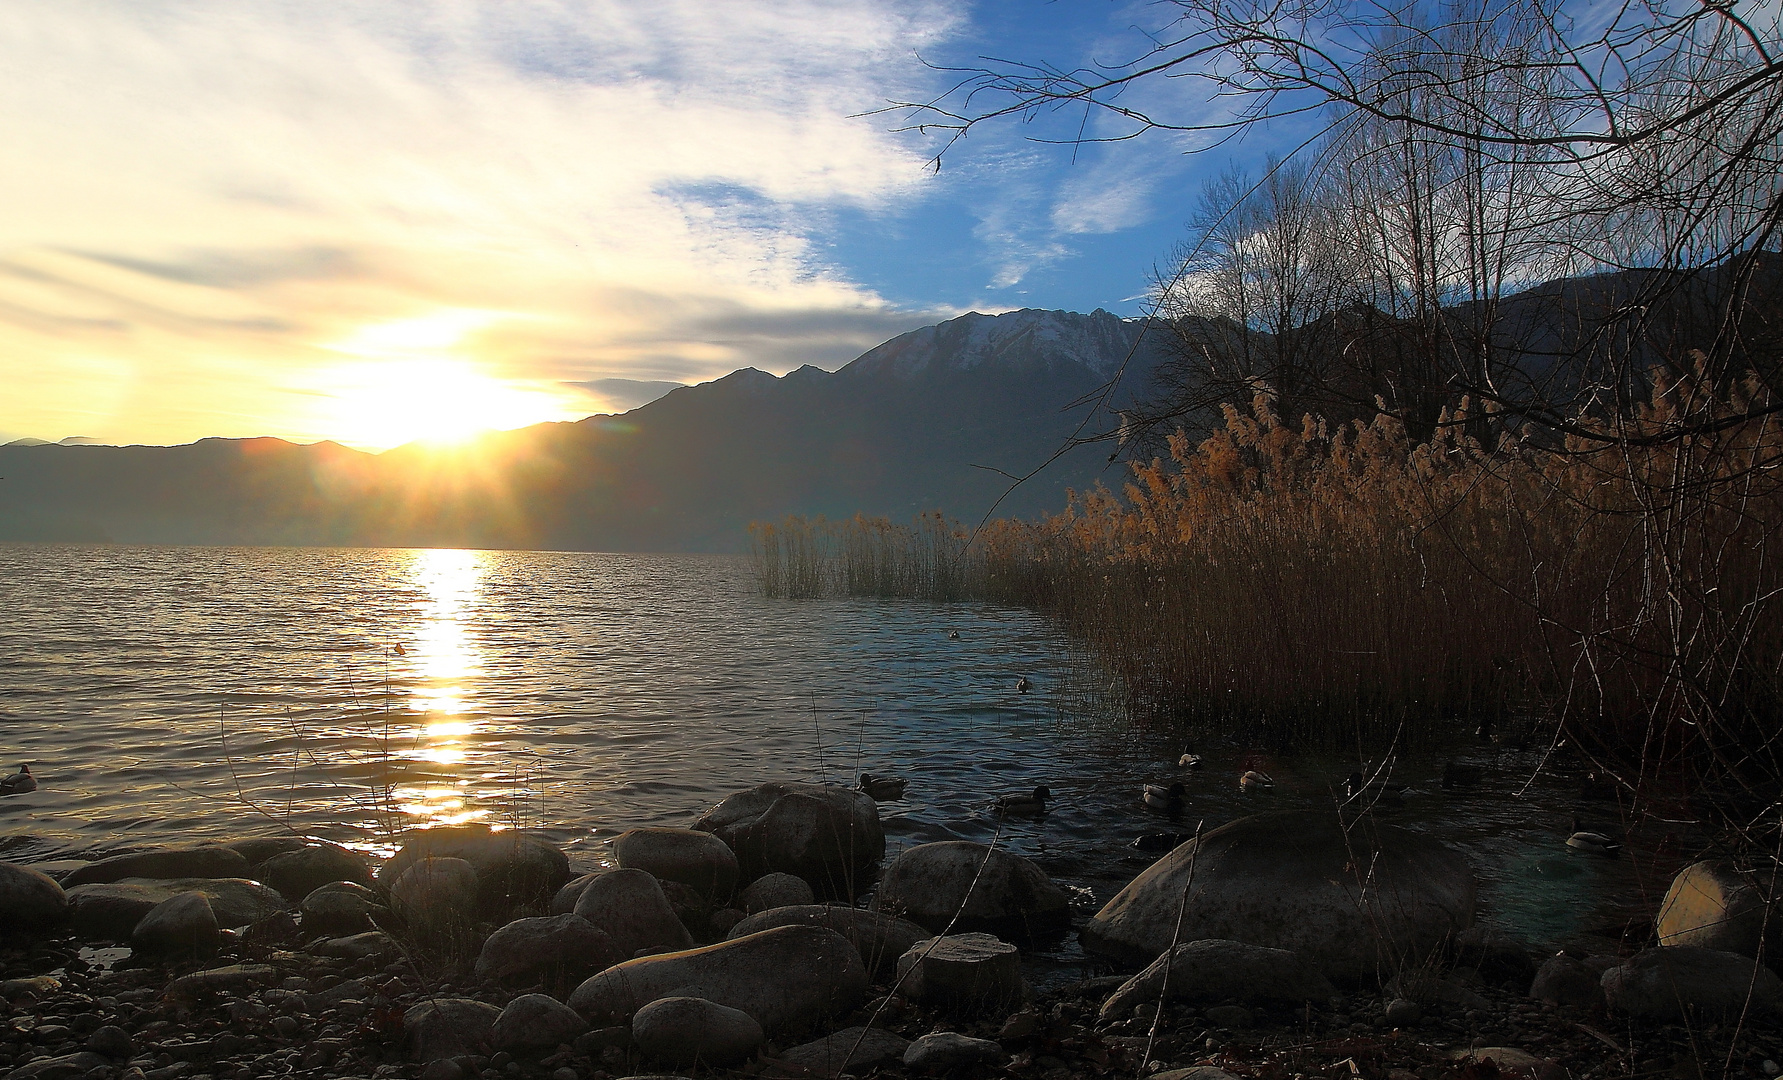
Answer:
[[1097, 939, 1336, 1019], [572, 868, 694, 958], [390, 857, 479, 939], [256, 843, 373, 901], [132, 891, 220, 958], [739, 873, 814, 914], [875, 841, 1071, 939], [379, 824, 571, 920], [405, 997, 502, 1062], [0, 862, 68, 931], [223, 835, 309, 867], [895, 932, 1023, 1015], [728, 903, 928, 976], [62, 845, 251, 886], [68, 877, 285, 939], [1081, 810, 1475, 979], [300, 880, 387, 937], [316, 930, 398, 961], [491, 993, 590, 1051], [902, 1031, 1007, 1071], [568, 923, 868, 1035], [1602, 945, 1783, 1020], [694, 782, 883, 899], [166, 963, 278, 997], [779, 1026, 909, 1077], [475, 913, 626, 991], [615, 828, 739, 898], [1530, 953, 1603, 1007], [1658, 861, 1774, 958], [86, 1024, 134, 1058], [632, 996, 763, 1066]]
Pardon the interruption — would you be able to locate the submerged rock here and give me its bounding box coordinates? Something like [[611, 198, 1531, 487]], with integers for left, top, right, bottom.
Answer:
[[379, 824, 571, 920], [632, 996, 763, 1066], [694, 782, 883, 899], [572, 868, 695, 957], [615, 828, 740, 898], [0, 862, 68, 932], [62, 845, 252, 886], [875, 841, 1072, 940], [1097, 939, 1336, 1019], [728, 903, 929, 976]]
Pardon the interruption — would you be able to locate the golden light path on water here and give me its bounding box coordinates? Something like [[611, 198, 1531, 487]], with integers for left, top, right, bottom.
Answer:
[[394, 547, 488, 831]]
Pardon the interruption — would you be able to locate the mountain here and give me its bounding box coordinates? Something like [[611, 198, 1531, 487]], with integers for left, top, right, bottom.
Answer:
[[0, 308, 1173, 552]]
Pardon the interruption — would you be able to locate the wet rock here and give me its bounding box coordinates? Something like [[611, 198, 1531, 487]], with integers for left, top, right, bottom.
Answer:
[[1657, 860, 1774, 958], [1081, 810, 1475, 979], [390, 856, 480, 940], [132, 891, 220, 958], [67, 877, 285, 938], [1602, 945, 1783, 1020], [0, 861, 68, 931], [62, 845, 251, 886], [1097, 939, 1336, 1019], [775, 1026, 909, 1077], [632, 996, 763, 1066], [405, 997, 502, 1062], [568, 923, 867, 1035], [895, 933, 1023, 1015], [380, 824, 571, 920], [902, 1031, 1007, 1071], [86, 1024, 134, 1058], [256, 842, 373, 901], [729, 903, 929, 976], [1450, 1047, 1565, 1080], [739, 872, 815, 914], [491, 992, 590, 1051], [1205, 1004, 1253, 1028], [223, 835, 309, 867], [1529, 952, 1604, 1007], [166, 963, 278, 997], [875, 841, 1071, 940], [300, 879, 388, 937], [316, 929, 398, 961], [572, 868, 695, 957], [552, 871, 602, 914], [615, 828, 740, 898], [475, 913, 626, 991], [694, 781, 884, 899]]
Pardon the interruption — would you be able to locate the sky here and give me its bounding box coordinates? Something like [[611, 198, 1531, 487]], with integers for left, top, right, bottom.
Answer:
[[0, 1, 1256, 449]]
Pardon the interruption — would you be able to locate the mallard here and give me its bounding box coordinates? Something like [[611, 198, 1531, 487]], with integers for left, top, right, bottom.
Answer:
[[947, 630, 960, 640], [1441, 761, 1483, 792], [1177, 754, 1204, 769], [1344, 771, 1407, 807], [1131, 832, 1192, 852], [857, 773, 908, 801], [1143, 782, 1186, 809], [1566, 816, 1622, 855], [0, 764, 35, 796], [1016, 676, 1032, 694], [995, 785, 1051, 814], [1239, 770, 1274, 793]]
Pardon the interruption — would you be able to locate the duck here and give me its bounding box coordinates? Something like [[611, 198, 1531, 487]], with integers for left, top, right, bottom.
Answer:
[[995, 785, 1051, 814], [1343, 770, 1406, 807], [1131, 831, 1193, 852], [1015, 676, 1032, 694], [1566, 816, 1622, 855], [1177, 753, 1204, 769], [1239, 770, 1274, 793], [857, 773, 908, 801], [947, 630, 961, 640], [1441, 761, 1483, 792], [0, 764, 35, 796], [1142, 782, 1186, 809]]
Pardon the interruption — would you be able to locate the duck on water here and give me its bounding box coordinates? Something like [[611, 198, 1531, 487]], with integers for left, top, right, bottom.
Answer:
[[0, 765, 34, 796]]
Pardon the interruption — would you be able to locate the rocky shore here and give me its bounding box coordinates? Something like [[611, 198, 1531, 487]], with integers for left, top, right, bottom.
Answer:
[[0, 781, 1778, 1080]]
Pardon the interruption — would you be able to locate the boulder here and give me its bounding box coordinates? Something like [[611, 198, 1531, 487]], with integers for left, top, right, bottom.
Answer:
[[0, 862, 68, 931], [86, 1024, 134, 1059], [875, 841, 1072, 940], [776, 1027, 910, 1077], [1601, 946, 1783, 1020], [710, 908, 744, 937], [61, 845, 251, 886], [728, 904, 929, 976], [568, 924, 868, 1035], [300, 880, 388, 937], [475, 913, 627, 991], [694, 782, 884, 898], [390, 857, 480, 939], [1097, 939, 1337, 1019], [316, 930, 399, 961], [895, 933, 1024, 1015], [632, 996, 763, 1066], [405, 997, 502, 1062], [1657, 861, 1774, 958], [491, 993, 590, 1051], [131, 891, 221, 958], [256, 843, 373, 901], [660, 879, 714, 937], [615, 828, 739, 898], [67, 877, 285, 938], [1081, 811, 1475, 980], [379, 824, 571, 920], [1530, 953, 1603, 1007], [740, 873, 815, 914], [223, 835, 309, 866], [552, 871, 602, 915], [903, 1031, 1008, 1071], [572, 868, 695, 957]]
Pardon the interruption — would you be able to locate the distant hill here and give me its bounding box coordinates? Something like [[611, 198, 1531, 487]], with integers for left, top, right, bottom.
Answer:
[[0, 308, 1171, 552]]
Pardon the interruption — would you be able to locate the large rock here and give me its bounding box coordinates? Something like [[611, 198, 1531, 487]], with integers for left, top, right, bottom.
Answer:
[[300, 880, 389, 937], [1657, 861, 1774, 958], [491, 993, 590, 1051], [132, 891, 221, 958], [552, 872, 602, 914], [67, 878, 285, 939], [694, 782, 884, 898], [728, 904, 929, 976], [573, 868, 695, 957], [740, 872, 816, 914], [223, 835, 309, 866], [875, 841, 1072, 940], [632, 996, 763, 1066], [0, 862, 68, 931], [1098, 939, 1337, 1019], [379, 825, 571, 920], [390, 857, 480, 939], [778, 1027, 910, 1077], [256, 843, 373, 902], [568, 924, 868, 1035], [475, 913, 627, 991], [615, 828, 740, 898], [1601, 946, 1783, 1020], [894, 933, 1024, 1015], [405, 998, 502, 1062], [903, 1031, 1008, 1072], [62, 845, 251, 886], [1529, 953, 1604, 1007], [1081, 811, 1475, 980]]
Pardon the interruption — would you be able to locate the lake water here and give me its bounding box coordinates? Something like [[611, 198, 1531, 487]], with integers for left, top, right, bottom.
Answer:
[[0, 543, 1696, 980]]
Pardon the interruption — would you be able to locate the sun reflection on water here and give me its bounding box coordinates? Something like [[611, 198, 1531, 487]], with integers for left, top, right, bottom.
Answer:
[[395, 548, 489, 828]]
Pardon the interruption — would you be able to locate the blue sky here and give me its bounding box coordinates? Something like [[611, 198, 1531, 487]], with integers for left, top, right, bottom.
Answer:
[[0, 1, 1277, 447]]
